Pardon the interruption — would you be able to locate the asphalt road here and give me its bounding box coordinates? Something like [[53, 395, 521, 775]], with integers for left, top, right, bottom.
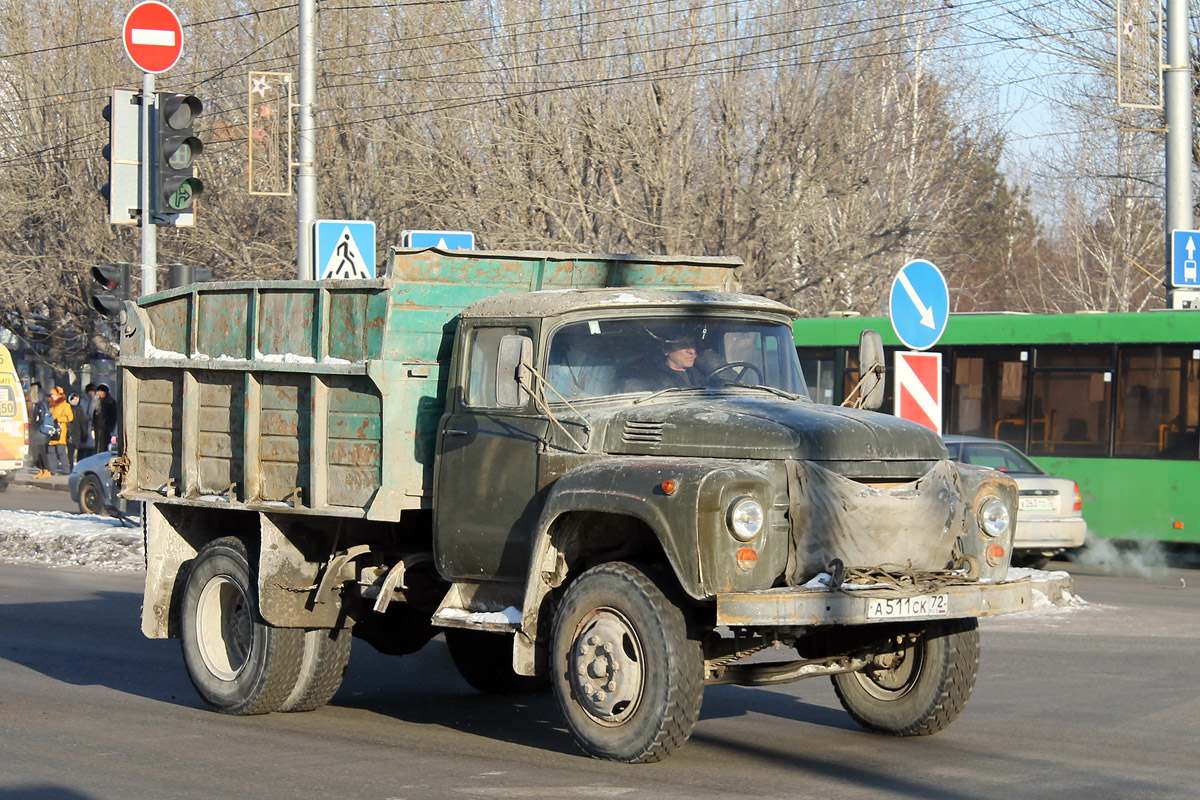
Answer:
[[0, 483, 79, 514], [0, 561, 1195, 800]]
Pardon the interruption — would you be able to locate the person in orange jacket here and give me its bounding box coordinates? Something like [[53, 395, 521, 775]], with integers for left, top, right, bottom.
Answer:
[[44, 385, 74, 477]]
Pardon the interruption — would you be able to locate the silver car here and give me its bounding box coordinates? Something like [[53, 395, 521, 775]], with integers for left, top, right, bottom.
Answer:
[[943, 435, 1087, 567]]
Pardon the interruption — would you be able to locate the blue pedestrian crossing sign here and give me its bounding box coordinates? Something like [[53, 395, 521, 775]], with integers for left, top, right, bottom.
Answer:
[[315, 220, 376, 279], [889, 260, 950, 351], [1171, 229, 1200, 287]]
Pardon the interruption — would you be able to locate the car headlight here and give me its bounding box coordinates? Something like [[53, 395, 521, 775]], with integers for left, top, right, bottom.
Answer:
[[727, 496, 764, 541], [977, 496, 1011, 538]]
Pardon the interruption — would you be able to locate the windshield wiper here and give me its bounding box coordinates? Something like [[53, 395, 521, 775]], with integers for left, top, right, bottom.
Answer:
[[632, 386, 711, 404], [722, 383, 805, 401]]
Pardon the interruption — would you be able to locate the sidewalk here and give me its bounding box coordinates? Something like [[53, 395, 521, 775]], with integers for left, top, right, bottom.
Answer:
[[8, 468, 71, 492]]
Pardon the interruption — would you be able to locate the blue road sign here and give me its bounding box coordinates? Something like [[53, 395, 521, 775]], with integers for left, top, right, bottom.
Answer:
[[1171, 229, 1200, 287], [889, 259, 949, 351], [315, 219, 375, 279], [402, 229, 475, 250]]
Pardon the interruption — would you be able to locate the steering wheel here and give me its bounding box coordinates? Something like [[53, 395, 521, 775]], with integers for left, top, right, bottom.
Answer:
[[702, 361, 763, 385]]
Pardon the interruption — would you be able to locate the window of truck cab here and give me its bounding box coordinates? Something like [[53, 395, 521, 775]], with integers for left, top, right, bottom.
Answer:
[[464, 325, 534, 409]]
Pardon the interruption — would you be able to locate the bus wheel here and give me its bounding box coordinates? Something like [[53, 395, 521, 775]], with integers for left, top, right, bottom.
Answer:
[[550, 562, 703, 763], [180, 537, 304, 715], [831, 617, 979, 736]]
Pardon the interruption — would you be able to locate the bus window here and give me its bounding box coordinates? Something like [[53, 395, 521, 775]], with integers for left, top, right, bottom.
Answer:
[[1029, 351, 1112, 457], [1117, 346, 1199, 459], [948, 348, 1027, 449]]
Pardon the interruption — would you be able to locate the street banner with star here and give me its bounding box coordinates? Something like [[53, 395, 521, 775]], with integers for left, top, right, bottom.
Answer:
[[1116, 0, 1163, 110], [248, 71, 293, 196]]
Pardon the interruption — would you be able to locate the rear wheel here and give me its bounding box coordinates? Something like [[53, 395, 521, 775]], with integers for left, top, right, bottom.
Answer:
[[831, 617, 979, 736], [277, 627, 353, 712], [550, 562, 703, 763], [78, 476, 104, 515], [180, 537, 304, 715]]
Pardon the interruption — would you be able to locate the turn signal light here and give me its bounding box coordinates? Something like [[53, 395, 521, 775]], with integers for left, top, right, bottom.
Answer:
[[661, 479, 677, 495], [736, 546, 758, 571], [985, 543, 1006, 567]]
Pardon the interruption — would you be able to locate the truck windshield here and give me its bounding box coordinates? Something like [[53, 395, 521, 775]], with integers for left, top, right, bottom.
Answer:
[[545, 316, 809, 402]]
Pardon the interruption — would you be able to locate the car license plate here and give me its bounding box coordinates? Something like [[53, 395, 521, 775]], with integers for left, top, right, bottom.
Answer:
[[1019, 496, 1057, 512], [865, 593, 949, 620]]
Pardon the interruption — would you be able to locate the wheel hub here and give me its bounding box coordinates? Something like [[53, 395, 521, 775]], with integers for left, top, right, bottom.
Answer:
[[195, 575, 252, 681], [570, 608, 644, 725]]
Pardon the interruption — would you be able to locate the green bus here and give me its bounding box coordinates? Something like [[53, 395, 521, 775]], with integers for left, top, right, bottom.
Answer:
[[793, 311, 1200, 545]]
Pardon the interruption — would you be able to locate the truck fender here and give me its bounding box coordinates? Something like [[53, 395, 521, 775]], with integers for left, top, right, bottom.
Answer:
[[513, 459, 712, 675]]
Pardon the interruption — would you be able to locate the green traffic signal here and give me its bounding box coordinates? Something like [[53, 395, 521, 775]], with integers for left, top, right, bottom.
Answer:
[[153, 92, 204, 219]]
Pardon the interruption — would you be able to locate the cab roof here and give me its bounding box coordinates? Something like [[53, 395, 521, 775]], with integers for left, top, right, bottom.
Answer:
[[459, 288, 799, 320]]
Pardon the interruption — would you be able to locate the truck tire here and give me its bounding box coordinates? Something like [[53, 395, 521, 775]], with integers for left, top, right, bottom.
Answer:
[[550, 562, 703, 763], [831, 617, 980, 736], [444, 629, 549, 695], [277, 627, 353, 712], [179, 537, 304, 715]]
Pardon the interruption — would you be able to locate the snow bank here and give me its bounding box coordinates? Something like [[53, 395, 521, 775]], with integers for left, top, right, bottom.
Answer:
[[0, 509, 144, 572]]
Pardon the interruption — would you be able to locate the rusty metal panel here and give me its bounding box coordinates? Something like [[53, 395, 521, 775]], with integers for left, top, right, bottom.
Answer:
[[196, 290, 254, 358], [133, 370, 182, 490], [258, 374, 309, 504], [143, 294, 192, 355], [258, 289, 317, 358]]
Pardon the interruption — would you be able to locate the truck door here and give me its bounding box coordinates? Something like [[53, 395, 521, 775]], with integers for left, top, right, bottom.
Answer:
[[434, 325, 549, 581]]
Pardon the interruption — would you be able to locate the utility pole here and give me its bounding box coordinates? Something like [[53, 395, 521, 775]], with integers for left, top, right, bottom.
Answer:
[[296, 0, 318, 279], [141, 73, 157, 295], [1164, 0, 1193, 307]]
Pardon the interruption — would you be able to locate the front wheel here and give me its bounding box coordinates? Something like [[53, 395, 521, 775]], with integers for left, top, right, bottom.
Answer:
[[550, 562, 703, 763], [831, 617, 980, 736], [179, 537, 304, 715]]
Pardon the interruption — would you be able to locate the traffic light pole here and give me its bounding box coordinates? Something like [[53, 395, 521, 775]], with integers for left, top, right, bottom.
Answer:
[[140, 72, 157, 296]]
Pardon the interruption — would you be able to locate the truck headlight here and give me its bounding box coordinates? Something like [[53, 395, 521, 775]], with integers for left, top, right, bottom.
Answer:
[[727, 496, 764, 541], [977, 496, 1011, 538]]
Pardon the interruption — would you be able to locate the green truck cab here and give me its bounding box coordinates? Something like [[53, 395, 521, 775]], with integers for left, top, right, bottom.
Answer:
[[124, 248, 1071, 762]]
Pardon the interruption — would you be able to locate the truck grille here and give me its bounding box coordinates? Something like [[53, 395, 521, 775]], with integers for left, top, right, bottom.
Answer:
[[623, 420, 665, 447]]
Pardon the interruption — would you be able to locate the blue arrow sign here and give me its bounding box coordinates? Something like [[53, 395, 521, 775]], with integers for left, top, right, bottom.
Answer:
[[403, 229, 475, 250], [889, 260, 949, 351], [1171, 229, 1200, 287]]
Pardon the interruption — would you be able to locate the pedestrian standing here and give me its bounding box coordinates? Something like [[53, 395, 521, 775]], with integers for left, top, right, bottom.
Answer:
[[46, 386, 73, 475], [66, 391, 85, 469], [76, 383, 97, 460], [28, 382, 51, 478], [92, 384, 118, 453]]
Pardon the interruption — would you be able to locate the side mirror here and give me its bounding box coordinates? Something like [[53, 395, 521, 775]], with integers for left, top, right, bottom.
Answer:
[[496, 335, 533, 408], [857, 329, 886, 410]]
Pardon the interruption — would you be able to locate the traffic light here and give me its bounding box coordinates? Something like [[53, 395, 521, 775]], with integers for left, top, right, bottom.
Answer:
[[91, 263, 132, 317], [101, 89, 141, 226], [153, 92, 203, 219], [167, 264, 213, 288]]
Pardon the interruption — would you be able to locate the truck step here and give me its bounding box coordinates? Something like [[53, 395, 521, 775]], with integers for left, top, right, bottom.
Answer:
[[431, 582, 523, 633]]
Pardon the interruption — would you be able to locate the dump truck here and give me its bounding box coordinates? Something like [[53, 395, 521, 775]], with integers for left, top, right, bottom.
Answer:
[[124, 248, 1072, 763]]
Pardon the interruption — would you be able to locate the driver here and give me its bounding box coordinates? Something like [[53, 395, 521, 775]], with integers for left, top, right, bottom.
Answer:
[[624, 334, 705, 392]]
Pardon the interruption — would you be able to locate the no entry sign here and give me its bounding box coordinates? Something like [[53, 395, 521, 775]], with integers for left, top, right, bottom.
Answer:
[[123, 2, 183, 74]]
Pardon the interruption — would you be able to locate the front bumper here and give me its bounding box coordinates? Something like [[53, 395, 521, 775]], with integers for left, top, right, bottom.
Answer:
[[715, 571, 1075, 628]]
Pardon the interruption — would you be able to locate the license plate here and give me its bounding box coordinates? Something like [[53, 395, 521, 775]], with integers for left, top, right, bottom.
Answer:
[[1019, 496, 1057, 512], [865, 593, 949, 620]]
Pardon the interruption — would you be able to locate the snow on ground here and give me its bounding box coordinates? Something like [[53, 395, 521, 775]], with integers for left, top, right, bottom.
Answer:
[[0, 509, 144, 571]]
